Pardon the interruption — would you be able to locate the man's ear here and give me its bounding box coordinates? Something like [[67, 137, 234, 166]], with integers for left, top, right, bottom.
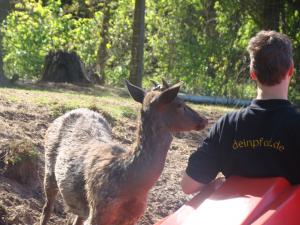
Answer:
[[250, 71, 257, 80], [288, 61, 294, 78]]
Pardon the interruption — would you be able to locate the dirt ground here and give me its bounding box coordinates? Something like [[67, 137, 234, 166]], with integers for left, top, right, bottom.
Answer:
[[0, 91, 223, 225]]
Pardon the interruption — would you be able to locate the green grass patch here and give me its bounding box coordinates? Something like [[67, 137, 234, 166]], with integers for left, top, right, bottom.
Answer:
[[190, 103, 235, 114], [0, 203, 7, 219], [3, 139, 38, 166], [0, 83, 234, 122], [120, 106, 137, 120], [0, 84, 138, 120]]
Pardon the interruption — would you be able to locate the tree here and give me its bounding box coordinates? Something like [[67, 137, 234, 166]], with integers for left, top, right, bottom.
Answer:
[[0, 0, 11, 85], [96, 0, 112, 84], [129, 0, 145, 87], [241, 0, 284, 30]]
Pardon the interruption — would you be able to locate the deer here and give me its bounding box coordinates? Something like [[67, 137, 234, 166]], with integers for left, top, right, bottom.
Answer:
[[39, 80, 208, 225]]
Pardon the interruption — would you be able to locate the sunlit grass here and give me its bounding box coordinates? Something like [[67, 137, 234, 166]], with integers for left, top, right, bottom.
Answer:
[[0, 84, 234, 121], [191, 103, 235, 114], [0, 85, 137, 119]]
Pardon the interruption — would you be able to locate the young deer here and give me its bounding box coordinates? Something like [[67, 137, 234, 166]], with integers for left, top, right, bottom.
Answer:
[[40, 81, 208, 225]]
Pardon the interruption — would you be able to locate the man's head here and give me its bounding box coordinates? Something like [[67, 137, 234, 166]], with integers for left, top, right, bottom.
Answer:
[[247, 30, 293, 86]]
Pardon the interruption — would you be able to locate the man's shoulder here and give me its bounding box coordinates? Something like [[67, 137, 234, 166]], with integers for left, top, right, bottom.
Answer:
[[218, 108, 247, 123], [290, 105, 300, 116], [286, 105, 300, 124], [210, 109, 245, 133]]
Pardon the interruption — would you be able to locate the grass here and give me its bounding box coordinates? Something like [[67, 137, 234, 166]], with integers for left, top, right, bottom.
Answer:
[[0, 203, 6, 217], [0, 83, 137, 120], [0, 83, 234, 121], [3, 139, 38, 166]]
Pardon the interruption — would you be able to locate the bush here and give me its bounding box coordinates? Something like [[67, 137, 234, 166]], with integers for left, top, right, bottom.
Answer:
[[2, 139, 40, 188], [1, 0, 101, 80]]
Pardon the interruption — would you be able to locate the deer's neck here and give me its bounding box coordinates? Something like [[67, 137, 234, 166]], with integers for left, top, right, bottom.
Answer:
[[125, 112, 172, 192]]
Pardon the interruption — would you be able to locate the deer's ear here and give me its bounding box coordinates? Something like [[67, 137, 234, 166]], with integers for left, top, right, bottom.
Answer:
[[162, 78, 170, 89], [158, 82, 181, 104], [125, 80, 145, 104]]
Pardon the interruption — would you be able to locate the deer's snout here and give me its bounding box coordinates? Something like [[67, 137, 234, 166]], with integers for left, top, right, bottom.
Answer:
[[195, 117, 208, 130]]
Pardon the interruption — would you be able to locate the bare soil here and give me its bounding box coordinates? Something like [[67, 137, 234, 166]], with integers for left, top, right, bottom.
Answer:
[[0, 91, 223, 225]]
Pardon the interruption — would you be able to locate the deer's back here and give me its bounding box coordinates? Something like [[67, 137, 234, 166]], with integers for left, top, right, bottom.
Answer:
[[45, 108, 112, 168], [45, 108, 113, 217]]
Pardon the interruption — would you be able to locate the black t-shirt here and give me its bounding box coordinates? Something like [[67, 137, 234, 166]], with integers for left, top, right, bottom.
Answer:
[[186, 99, 300, 185]]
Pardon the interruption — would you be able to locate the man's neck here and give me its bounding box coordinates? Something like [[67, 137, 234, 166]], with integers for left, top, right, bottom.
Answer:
[[256, 79, 289, 100]]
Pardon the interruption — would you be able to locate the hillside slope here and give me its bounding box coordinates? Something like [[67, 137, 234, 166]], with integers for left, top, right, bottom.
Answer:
[[0, 83, 229, 225]]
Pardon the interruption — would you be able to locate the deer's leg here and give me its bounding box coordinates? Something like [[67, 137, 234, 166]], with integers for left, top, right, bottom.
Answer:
[[116, 199, 146, 225], [72, 216, 84, 225], [86, 209, 107, 225], [87, 205, 118, 225], [87, 201, 144, 225], [40, 175, 58, 225]]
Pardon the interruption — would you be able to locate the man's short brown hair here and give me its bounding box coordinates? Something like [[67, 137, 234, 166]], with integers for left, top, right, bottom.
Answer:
[[247, 30, 293, 86]]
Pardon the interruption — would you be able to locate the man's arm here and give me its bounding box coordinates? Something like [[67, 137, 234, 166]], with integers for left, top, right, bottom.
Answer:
[[181, 172, 226, 195], [181, 172, 206, 194], [181, 115, 229, 194]]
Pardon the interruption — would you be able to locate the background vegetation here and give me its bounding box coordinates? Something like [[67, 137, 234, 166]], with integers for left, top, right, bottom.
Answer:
[[0, 0, 300, 101]]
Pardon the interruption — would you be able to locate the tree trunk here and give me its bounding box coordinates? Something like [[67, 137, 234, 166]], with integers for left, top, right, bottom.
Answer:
[[0, 0, 11, 86], [129, 0, 145, 87], [296, 61, 300, 96], [77, 0, 93, 18], [40, 51, 90, 84], [0, 43, 9, 86], [96, 0, 111, 84], [243, 0, 284, 31], [260, 0, 284, 30]]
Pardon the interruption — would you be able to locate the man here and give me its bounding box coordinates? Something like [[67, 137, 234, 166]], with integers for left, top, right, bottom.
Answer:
[[181, 30, 300, 194]]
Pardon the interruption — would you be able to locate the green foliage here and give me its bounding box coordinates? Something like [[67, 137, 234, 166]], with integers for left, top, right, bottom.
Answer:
[[104, 0, 134, 84], [2, 0, 102, 79], [120, 106, 137, 120], [142, 0, 258, 98], [1, 0, 299, 101]]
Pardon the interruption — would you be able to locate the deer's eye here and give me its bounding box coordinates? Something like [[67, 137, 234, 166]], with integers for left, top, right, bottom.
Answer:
[[176, 103, 184, 109]]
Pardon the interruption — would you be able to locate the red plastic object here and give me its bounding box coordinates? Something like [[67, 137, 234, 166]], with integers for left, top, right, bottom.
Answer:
[[252, 185, 300, 225], [154, 176, 290, 225], [154, 182, 218, 225]]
